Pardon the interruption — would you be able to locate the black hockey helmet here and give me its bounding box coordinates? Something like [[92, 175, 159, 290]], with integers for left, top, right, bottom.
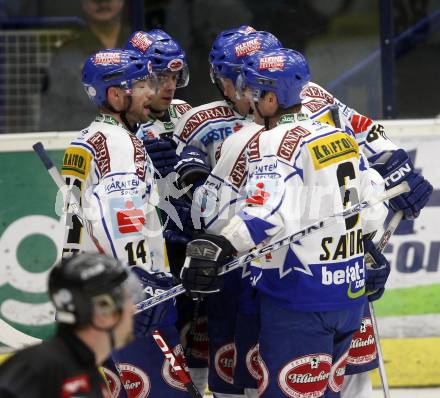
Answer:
[[48, 253, 131, 327]]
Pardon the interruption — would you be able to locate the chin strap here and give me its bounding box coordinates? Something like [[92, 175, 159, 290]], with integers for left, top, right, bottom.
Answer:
[[104, 96, 137, 133], [254, 102, 271, 130]]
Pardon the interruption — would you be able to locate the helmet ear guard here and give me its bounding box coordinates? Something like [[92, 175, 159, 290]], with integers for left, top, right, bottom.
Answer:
[[48, 253, 131, 327]]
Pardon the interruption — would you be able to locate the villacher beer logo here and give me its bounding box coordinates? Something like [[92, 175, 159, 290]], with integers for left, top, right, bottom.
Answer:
[[278, 354, 332, 398], [102, 366, 122, 398], [257, 351, 269, 396], [215, 343, 236, 384], [118, 363, 151, 398], [328, 351, 348, 393], [246, 344, 263, 382], [347, 317, 376, 365]]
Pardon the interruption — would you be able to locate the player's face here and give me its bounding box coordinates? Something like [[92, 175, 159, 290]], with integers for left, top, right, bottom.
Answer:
[[244, 87, 276, 124], [149, 71, 178, 112], [113, 293, 135, 349], [81, 0, 124, 23], [124, 78, 156, 124], [221, 77, 250, 116]]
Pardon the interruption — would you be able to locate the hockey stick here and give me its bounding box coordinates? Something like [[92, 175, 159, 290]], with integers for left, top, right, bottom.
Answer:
[[135, 181, 410, 312], [32, 142, 202, 398], [152, 331, 203, 398], [367, 211, 403, 398]]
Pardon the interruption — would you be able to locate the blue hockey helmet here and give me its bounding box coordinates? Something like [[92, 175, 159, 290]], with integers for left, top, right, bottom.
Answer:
[[82, 48, 155, 107], [125, 29, 189, 88], [237, 48, 311, 108], [209, 30, 282, 85]]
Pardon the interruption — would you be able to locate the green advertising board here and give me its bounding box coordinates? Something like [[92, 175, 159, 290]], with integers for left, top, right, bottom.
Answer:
[[0, 149, 65, 342]]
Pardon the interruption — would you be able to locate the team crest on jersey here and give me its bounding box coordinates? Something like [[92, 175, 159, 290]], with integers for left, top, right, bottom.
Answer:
[[161, 345, 188, 391], [214, 343, 236, 384], [347, 317, 376, 365], [93, 52, 121, 65], [235, 38, 261, 57], [102, 366, 122, 398], [278, 354, 332, 398], [118, 363, 151, 398], [167, 58, 184, 72], [259, 56, 285, 71], [130, 31, 154, 52]]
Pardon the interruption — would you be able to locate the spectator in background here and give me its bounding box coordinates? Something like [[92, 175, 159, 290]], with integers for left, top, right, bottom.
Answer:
[[40, 0, 130, 131]]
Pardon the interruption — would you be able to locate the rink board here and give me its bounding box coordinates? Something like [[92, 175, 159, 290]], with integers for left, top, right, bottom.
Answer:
[[0, 121, 440, 387]]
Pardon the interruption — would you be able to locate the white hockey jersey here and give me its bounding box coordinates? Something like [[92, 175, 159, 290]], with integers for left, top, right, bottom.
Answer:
[[221, 113, 383, 312], [61, 113, 167, 272], [197, 122, 265, 234], [173, 100, 251, 168], [137, 99, 192, 140], [300, 82, 398, 161]]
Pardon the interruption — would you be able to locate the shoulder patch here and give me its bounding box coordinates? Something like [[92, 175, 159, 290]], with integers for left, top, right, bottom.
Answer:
[[87, 132, 111, 176], [351, 114, 373, 134], [307, 132, 359, 170], [180, 106, 236, 141], [277, 126, 311, 161], [303, 100, 327, 113], [62, 145, 92, 179], [174, 102, 192, 116], [248, 132, 262, 162], [230, 127, 265, 188], [302, 85, 334, 104], [128, 135, 146, 181]]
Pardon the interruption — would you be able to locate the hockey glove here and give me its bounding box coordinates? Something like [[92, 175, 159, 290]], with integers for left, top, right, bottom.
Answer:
[[363, 238, 391, 302], [175, 145, 210, 196], [372, 149, 433, 219], [142, 136, 179, 177], [180, 234, 235, 298], [131, 267, 177, 337]]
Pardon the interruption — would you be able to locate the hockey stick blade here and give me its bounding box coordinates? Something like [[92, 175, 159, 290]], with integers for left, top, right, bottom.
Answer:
[[135, 181, 409, 313]]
